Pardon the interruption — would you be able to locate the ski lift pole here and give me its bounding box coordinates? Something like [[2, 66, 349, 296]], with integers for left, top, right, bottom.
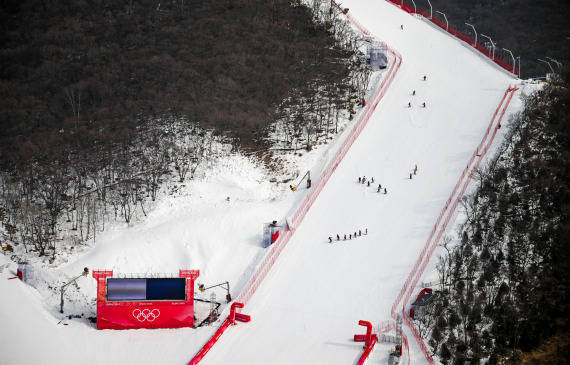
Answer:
[[60, 267, 89, 314], [304, 170, 311, 188]]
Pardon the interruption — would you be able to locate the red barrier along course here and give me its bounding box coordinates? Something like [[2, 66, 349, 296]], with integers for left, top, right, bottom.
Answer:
[[354, 320, 378, 365], [390, 86, 518, 364], [188, 50, 401, 365], [188, 303, 250, 365], [188, 8, 402, 365]]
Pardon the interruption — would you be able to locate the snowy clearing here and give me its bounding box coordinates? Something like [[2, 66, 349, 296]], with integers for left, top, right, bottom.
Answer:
[[0, 0, 527, 364]]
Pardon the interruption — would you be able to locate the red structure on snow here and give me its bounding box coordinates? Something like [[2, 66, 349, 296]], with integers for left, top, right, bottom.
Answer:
[[354, 320, 378, 365], [93, 269, 199, 330], [188, 302, 250, 365]]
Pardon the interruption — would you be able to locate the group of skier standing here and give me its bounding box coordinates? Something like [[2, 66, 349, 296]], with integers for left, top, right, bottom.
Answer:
[[358, 175, 387, 194], [329, 228, 368, 243]]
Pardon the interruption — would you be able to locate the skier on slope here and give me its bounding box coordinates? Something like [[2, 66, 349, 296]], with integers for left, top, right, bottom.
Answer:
[[412, 90, 416, 96], [359, 229, 362, 236], [367, 181, 370, 187], [329, 236, 332, 243], [358, 177, 362, 183], [423, 75, 427, 81], [337, 234, 340, 241], [384, 187, 387, 194], [408, 102, 411, 108], [422, 102, 426, 108], [414, 164, 417, 175]]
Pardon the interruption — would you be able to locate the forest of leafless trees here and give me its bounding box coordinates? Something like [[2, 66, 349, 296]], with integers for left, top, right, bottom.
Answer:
[[415, 70, 569, 364], [0, 0, 372, 260]]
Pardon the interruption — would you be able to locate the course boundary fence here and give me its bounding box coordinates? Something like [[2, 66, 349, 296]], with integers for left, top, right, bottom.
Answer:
[[236, 48, 401, 306], [188, 6, 402, 364], [391, 86, 518, 364], [384, 0, 519, 77]]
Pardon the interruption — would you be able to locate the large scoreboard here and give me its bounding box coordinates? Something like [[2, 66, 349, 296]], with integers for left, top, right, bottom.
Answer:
[[93, 270, 199, 330]]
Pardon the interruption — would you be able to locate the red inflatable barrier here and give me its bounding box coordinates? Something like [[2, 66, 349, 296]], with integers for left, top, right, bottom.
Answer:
[[358, 334, 377, 365], [354, 334, 367, 342], [92, 269, 199, 330], [188, 303, 249, 365], [228, 302, 251, 324], [354, 320, 378, 365], [354, 320, 374, 346]]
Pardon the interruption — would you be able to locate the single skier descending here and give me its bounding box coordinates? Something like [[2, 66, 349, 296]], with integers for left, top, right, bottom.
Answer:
[[367, 181, 370, 187], [371, 177, 374, 183], [365, 228, 368, 235], [412, 90, 416, 96], [423, 75, 427, 81], [344, 234, 347, 240], [410, 173, 413, 179], [377, 183, 382, 193], [422, 102, 426, 108], [414, 164, 418, 175], [408, 102, 411, 108], [384, 187, 387, 194], [358, 177, 362, 183], [337, 234, 340, 241], [329, 236, 332, 243], [358, 230, 362, 236]]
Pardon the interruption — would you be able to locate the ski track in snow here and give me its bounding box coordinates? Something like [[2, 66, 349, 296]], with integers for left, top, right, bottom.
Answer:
[[0, 0, 529, 364]]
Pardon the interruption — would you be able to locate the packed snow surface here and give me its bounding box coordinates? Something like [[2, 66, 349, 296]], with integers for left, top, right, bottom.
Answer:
[[0, 0, 522, 364]]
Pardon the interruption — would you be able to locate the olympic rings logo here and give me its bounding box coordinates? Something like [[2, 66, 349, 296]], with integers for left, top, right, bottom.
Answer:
[[132, 308, 160, 322]]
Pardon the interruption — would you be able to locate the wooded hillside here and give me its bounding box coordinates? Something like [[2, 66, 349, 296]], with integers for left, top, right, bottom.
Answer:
[[419, 70, 570, 364], [0, 0, 369, 259], [410, 0, 569, 78]]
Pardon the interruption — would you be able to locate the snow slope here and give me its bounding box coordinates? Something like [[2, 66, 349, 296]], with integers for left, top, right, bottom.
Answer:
[[199, 1, 519, 364], [0, 1, 523, 364]]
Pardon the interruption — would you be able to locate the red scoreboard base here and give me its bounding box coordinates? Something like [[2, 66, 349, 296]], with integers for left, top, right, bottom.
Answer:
[[93, 269, 199, 330]]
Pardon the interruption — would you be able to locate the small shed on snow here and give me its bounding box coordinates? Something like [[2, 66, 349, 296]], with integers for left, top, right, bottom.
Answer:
[[409, 288, 435, 319], [367, 45, 388, 70]]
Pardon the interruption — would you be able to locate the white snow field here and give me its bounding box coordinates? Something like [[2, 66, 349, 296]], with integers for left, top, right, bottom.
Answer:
[[0, 0, 523, 364], [199, 1, 520, 364]]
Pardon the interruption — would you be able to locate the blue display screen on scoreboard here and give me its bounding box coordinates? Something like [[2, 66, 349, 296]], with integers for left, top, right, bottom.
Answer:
[[107, 278, 186, 301]]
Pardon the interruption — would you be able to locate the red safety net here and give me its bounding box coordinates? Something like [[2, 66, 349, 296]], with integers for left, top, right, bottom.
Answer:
[[391, 87, 518, 364]]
